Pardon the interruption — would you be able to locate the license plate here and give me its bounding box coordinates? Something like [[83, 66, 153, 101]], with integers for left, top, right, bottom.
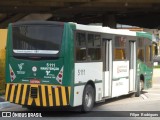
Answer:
[[30, 79, 40, 84]]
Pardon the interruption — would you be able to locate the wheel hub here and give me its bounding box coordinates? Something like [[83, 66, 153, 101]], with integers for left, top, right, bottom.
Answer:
[[85, 92, 92, 107]]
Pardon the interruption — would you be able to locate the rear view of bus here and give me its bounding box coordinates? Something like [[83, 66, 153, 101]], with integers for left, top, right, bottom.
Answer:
[[5, 21, 74, 108]]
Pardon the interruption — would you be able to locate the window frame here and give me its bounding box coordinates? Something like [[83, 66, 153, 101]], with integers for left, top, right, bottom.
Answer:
[[75, 30, 102, 63], [144, 38, 152, 67], [12, 23, 64, 58], [75, 32, 87, 61], [113, 35, 128, 61], [137, 37, 145, 62]]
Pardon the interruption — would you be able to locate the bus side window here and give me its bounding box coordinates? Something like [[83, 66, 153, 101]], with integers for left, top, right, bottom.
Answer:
[[88, 48, 101, 60], [76, 32, 87, 61], [114, 49, 125, 60], [114, 36, 126, 60], [87, 34, 101, 61], [76, 48, 87, 61], [137, 49, 144, 62], [76, 33, 86, 46], [137, 38, 144, 62], [145, 45, 152, 62], [75, 32, 101, 62]]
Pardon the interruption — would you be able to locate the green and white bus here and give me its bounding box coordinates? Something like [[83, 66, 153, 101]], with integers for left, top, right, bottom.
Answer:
[[5, 21, 154, 112]]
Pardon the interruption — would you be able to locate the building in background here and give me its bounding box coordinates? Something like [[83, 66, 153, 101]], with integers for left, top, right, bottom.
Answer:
[[0, 29, 7, 94]]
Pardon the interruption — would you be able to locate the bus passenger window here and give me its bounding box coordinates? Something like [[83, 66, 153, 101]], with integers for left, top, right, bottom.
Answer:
[[88, 34, 94, 46], [137, 38, 144, 62], [88, 34, 101, 61], [137, 49, 144, 62], [76, 32, 101, 62], [94, 35, 101, 47], [114, 49, 126, 60], [114, 36, 126, 60], [76, 48, 87, 61], [76, 33, 86, 46], [76, 32, 87, 61], [146, 46, 151, 62], [88, 48, 101, 60], [88, 34, 101, 47]]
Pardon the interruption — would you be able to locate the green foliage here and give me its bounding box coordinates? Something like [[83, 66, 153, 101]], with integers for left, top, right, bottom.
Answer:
[[154, 65, 160, 68]]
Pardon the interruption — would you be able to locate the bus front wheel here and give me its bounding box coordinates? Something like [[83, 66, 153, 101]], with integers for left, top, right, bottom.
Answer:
[[81, 84, 95, 112], [135, 80, 144, 97], [140, 80, 144, 91]]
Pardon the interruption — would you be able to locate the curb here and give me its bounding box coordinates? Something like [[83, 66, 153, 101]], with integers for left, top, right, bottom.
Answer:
[[0, 102, 13, 109]]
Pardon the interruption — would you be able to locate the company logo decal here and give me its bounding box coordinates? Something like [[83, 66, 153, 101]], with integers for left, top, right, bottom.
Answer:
[[17, 63, 25, 75], [18, 63, 24, 71], [117, 65, 127, 73]]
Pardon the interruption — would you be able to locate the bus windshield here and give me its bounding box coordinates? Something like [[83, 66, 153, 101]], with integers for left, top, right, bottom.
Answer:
[[12, 24, 64, 57]]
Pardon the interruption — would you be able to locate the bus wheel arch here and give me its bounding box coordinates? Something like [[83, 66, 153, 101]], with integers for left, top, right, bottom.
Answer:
[[81, 80, 95, 112], [86, 80, 96, 94]]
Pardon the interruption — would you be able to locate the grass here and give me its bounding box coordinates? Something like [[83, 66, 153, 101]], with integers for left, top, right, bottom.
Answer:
[[154, 65, 160, 68]]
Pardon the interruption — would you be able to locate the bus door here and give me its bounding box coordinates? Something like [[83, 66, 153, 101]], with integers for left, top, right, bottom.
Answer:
[[129, 41, 136, 92], [103, 39, 112, 97]]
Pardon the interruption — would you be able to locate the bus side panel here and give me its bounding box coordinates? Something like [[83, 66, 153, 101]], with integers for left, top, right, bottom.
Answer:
[[112, 61, 130, 97], [137, 60, 153, 89], [73, 62, 103, 106], [74, 62, 103, 84], [5, 24, 13, 83]]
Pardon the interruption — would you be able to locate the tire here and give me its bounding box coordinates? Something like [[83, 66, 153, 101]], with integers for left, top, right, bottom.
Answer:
[[135, 79, 144, 97], [140, 80, 144, 91], [81, 84, 95, 112]]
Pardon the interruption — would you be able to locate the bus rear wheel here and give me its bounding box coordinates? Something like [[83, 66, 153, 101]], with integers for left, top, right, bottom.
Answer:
[[81, 84, 95, 112]]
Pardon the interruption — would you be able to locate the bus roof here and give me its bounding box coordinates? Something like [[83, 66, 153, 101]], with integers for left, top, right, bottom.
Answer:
[[75, 23, 136, 36], [136, 32, 152, 40]]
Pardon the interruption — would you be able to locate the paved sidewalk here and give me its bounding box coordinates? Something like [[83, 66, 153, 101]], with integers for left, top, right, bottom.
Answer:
[[0, 96, 4, 102], [152, 69, 160, 84], [0, 95, 16, 109], [140, 68, 160, 101]]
